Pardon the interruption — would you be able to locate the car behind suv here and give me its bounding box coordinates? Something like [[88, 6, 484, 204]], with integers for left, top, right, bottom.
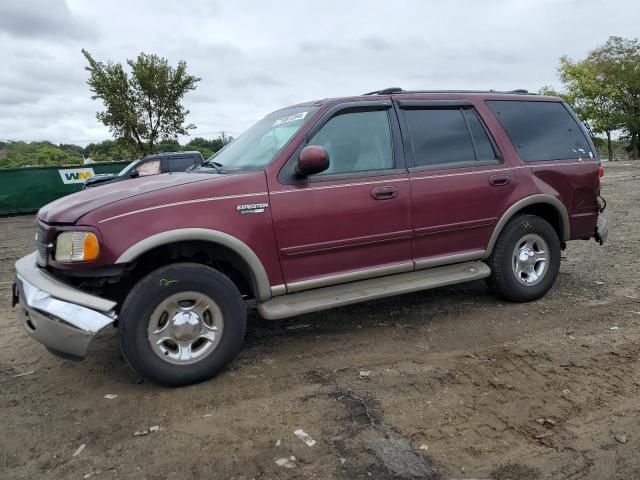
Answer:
[[13, 88, 608, 386], [83, 150, 204, 189]]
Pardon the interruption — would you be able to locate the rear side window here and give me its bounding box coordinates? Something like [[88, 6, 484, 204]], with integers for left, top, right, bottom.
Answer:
[[486, 100, 593, 161], [167, 157, 195, 172], [464, 110, 496, 161], [402, 107, 498, 168]]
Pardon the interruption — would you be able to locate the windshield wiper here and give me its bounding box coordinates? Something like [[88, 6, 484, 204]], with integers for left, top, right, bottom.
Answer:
[[198, 160, 225, 174]]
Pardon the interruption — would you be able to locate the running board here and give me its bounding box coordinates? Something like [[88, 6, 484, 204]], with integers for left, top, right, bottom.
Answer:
[[259, 261, 490, 320]]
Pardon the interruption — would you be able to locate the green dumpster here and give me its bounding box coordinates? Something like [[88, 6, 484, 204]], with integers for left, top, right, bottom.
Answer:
[[0, 161, 129, 215]]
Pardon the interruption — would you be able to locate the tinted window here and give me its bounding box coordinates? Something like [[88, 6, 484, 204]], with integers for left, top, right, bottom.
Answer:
[[464, 109, 497, 161], [403, 108, 497, 167], [308, 109, 393, 174], [167, 156, 194, 172], [486, 100, 593, 161]]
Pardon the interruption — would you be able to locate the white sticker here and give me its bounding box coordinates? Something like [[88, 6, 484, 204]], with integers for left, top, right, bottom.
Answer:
[[58, 168, 96, 184], [273, 111, 308, 126]]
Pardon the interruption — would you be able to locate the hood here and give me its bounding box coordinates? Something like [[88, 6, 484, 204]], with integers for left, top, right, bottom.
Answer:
[[39, 172, 223, 224]]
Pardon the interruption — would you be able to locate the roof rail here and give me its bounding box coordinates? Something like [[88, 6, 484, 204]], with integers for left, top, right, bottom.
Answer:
[[362, 88, 536, 96], [362, 87, 404, 95]]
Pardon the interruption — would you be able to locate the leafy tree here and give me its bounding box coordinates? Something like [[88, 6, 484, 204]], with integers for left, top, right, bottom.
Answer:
[[538, 85, 563, 98], [59, 143, 84, 154], [186, 136, 225, 151], [558, 36, 640, 160], [0, 141, 83, 168], [0, 135, 233, 168], [183, 136, 225, 158], [82, 49, 201, 155], [84, 139, 137, 162], [154, 139, 181, 153], [558, 55, 623, 161], [184, 134, 235, 159]]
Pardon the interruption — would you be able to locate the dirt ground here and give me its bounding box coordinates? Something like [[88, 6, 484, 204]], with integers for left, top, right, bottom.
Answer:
[[1, 163, 639, 480]]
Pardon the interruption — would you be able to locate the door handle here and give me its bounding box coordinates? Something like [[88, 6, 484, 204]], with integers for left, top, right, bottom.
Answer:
[[489, 174, 511, 186], [371, 186, 398, 200]]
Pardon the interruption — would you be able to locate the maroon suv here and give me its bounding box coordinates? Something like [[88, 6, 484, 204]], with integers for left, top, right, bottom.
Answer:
[[13, 88, 608, 386]]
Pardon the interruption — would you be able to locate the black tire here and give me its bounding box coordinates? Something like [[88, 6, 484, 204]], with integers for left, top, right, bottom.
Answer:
[[486, 214, 561, 302], [119, 263, 246, 387]]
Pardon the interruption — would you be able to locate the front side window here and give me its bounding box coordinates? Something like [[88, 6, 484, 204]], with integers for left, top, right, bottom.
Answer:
[[403, 107, 497, 168], [201, 106, 319, 171], [307, 109, 393, 174], [137, 159, 161, 176], [486, 100, 593, 161]]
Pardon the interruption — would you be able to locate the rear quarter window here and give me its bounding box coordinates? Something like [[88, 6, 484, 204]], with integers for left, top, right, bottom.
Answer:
[[486, 100, 593, 161]]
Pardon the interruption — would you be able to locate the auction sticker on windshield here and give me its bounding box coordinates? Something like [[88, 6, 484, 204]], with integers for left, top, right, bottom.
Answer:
[[273, 111, 307, 126]]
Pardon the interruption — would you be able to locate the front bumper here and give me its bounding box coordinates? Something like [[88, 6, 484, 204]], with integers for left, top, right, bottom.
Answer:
[[14, 253, 117, 360]]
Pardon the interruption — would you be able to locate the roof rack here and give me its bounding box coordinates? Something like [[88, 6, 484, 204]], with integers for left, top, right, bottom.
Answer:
[[362, 87, 404, 95], [362, 87, 536, 96]]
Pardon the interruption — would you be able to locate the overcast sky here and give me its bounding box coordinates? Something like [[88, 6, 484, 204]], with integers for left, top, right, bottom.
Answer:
[[0, 0, 638, 146]]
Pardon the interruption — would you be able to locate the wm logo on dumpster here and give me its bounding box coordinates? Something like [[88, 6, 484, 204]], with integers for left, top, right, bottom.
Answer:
[[58, 168, 96, 185]]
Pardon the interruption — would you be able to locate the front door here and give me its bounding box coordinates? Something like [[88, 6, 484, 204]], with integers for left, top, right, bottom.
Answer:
[[269, 102, 412, 292], [396, 99, 516, 267]]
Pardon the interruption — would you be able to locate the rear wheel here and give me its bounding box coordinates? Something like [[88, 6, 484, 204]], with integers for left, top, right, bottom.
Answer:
[[119, 263, 246, 386], [487, 214, 561, 302]]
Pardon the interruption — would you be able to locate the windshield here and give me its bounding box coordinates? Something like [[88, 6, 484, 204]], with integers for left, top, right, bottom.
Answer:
[[201, 106, 318, 171]]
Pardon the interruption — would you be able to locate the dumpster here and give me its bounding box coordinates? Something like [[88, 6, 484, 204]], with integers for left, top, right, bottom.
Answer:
[[0, 161, 129, 215]]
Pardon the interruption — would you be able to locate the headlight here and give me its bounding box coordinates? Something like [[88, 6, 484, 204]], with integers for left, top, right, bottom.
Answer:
[[55, 231, 100, 262]]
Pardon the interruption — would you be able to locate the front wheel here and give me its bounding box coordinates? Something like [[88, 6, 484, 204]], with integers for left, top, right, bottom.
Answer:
[[119, 263, 247, 387], [487, 214, 561, 302]]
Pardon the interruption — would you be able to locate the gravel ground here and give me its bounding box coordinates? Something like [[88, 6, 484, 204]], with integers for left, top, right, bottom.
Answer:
[[1, 162, 639, 480]]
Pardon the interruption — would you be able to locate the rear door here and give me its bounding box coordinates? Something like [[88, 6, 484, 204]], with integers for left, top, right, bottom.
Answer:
[[396, 99, 515, 267], [269, 101, 413, 292]]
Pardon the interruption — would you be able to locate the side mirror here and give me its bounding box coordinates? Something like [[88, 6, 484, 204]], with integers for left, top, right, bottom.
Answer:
[[296, 146, 330, 176], [129, 168, 140, 178]]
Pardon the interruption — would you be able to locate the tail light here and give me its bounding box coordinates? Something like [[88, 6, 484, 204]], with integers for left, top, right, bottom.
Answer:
[[598, 165, 604, 177]]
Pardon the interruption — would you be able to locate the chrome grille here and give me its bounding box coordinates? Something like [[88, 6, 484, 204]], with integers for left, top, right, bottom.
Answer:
[[35, 224, 48, 265]]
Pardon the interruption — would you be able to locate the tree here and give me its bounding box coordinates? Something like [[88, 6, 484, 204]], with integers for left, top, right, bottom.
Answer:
[[183, 134, 232, 159], [154, 139, 181, 153], [558, 58, 622, 161], [538, 85, 563, 98], [84, 139, 137, 162], [0, 141, 83, 168], [0, 134, 235, 168], [558, 37, 640, 160], [82, 49, 201, 155]]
